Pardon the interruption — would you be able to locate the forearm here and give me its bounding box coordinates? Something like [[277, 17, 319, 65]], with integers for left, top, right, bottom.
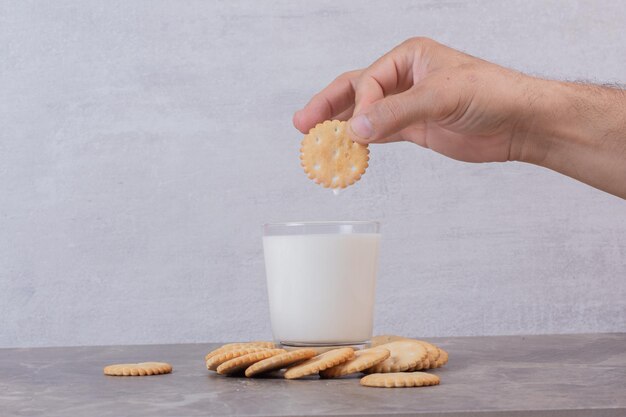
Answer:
[[513, 79, 626, 198]]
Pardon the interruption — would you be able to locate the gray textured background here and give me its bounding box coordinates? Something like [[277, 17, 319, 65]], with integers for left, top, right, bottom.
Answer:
[[1, 0, 625, 348]]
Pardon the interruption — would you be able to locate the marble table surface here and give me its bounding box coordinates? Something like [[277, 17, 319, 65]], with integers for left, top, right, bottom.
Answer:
[[1, 333, 625, 417]]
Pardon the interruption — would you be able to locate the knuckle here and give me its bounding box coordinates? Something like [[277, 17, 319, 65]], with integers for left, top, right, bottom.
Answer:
[[335, 70, 360, 83], [378, 98, 404, 124], [310, 90, 325, 104], [395, 37, 438, 61], [353, 74, 372, 97], [403, 36, 435, 49]]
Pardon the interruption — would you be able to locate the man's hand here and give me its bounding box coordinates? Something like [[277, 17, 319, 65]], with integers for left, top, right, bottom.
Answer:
[[294, 38, 534, 163], [293, 37, 626, 198]]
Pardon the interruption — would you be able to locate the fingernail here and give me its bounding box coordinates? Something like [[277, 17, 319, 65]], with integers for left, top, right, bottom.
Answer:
[[350, 114, 373, 139]]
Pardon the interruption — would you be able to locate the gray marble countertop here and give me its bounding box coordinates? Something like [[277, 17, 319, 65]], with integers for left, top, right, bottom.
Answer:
[[1, 333, 625, 417]]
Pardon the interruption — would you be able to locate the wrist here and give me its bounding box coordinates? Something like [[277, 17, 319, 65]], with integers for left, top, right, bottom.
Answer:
[[508, 78, 568, 165], [511, 78, 626, 197], [511, 79, 626, 165]]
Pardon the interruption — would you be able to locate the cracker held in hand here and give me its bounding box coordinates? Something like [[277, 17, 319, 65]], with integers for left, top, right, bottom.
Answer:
[[284, 347, 354, 379], [360, 372, 440, 388], [364, 340, 427, 373], [245, 348, 317, 377], [300, 120, 369, 189], [103, 362, 172, 376], [320, 347, 390, 378], [205, 341, 275, 361], [217, 349, 286, 375], [206, 347, 275, 371]]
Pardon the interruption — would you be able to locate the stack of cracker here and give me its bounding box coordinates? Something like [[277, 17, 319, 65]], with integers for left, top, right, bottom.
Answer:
[[204, 335, 448, 388]]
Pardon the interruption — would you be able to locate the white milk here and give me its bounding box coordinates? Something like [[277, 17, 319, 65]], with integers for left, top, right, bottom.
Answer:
[[263, 233, 380, 345]]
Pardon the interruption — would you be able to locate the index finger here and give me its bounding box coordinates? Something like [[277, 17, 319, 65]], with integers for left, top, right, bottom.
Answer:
[[353, 42, 417, 115], [352, 37, 467, 117], [293, 70, 361, 133]]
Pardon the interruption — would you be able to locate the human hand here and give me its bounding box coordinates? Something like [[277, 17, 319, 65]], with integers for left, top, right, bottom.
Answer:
[[293, 37, 537, 163], [294, 37, 626, 198]]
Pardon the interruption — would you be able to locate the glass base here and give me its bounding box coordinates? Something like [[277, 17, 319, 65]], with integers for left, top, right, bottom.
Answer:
[[279, 340, 370, 352]]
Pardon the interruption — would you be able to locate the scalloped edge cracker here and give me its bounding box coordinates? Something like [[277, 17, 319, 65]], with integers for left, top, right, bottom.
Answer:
[[300, 120, 369, 189]]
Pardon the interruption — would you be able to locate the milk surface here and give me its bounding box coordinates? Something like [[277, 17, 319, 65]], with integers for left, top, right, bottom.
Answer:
[[263, 233, 380, 344]]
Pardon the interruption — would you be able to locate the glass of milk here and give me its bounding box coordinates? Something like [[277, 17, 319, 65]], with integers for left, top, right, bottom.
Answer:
[[263, 221, 380, 347]]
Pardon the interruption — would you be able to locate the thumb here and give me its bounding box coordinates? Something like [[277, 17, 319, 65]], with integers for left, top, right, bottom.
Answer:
[[347, 85, 436, 143]]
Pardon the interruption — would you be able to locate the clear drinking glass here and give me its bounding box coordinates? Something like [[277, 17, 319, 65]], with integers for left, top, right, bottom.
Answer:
[[263, 221, 381, 348]]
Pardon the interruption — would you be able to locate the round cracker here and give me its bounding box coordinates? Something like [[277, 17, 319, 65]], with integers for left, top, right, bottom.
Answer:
[[300, 120, 369, 189], [284, 347, 355, 379], [220, 341, 275, 349], [431, 347, 449, 368], [320, 347, 390, 378], [364, 340, 427, 373], [206, 347, 273, 371], [371, 334, 409, 347], [103, 362, 172, 376], [409, 340, 440, 371], [245, 348, 317, 377], [216, 349, 286, 375], [205, 341, 275, 361], [360, 372, 440, 388]]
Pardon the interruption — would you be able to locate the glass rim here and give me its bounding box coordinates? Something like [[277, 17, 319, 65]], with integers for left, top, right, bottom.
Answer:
[[263, 221, 380, 236], [263, 220, 379, 228]]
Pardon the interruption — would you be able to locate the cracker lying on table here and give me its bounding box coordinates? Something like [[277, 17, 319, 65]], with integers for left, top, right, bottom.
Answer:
[[409, 340, 440, 371], [360, 371, 440, 388], [371, 336, 448, 370], [205, 341, 275, 361], [364, 340, 427, 373], [371, 334, 409, 347], [431, 347, 449, 368], [216, 349, 286, 375], [245, 348, 318, 377], [320, 347, 390, 378], [206, 347, 275, 371], [300, 120, 369, 189], [103, 362, 172, 376], [284, 347, 355, 379]]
